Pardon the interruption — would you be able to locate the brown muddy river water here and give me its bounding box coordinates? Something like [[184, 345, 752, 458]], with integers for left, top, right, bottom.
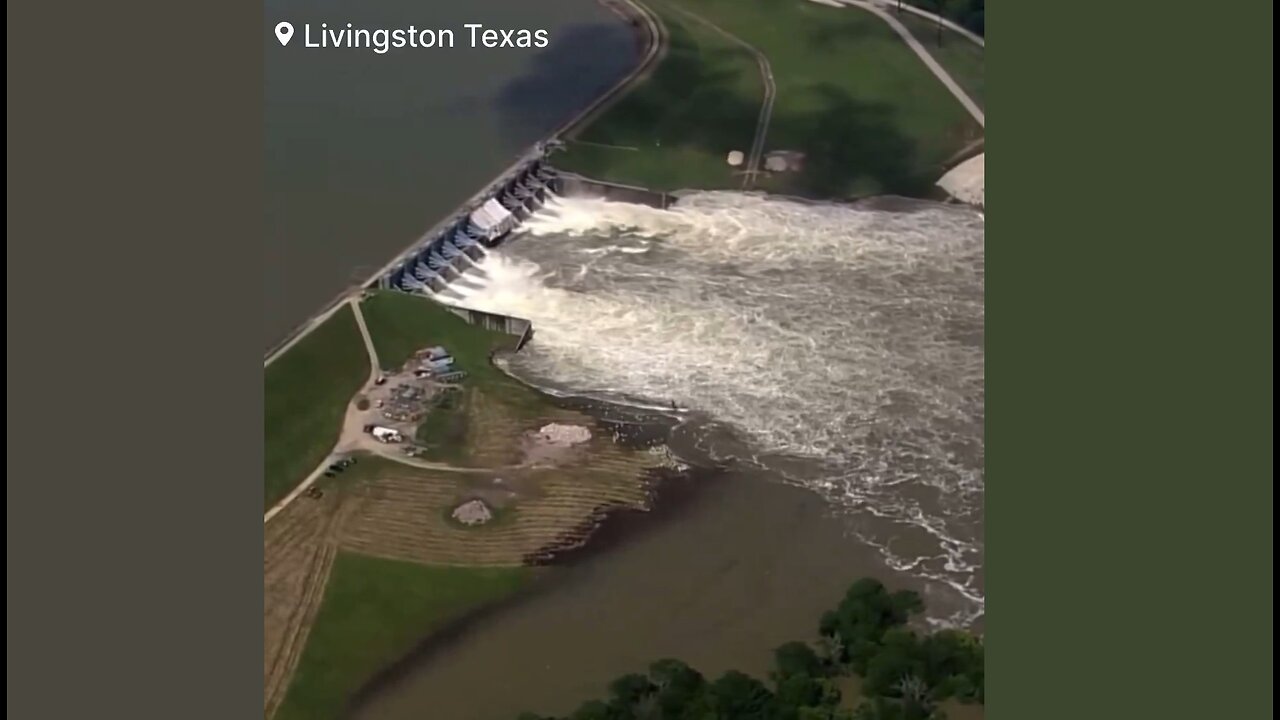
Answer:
[[350, 468, 919, 720]]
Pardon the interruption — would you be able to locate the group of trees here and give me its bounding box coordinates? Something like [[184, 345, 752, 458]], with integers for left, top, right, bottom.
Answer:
[[518, 579, 984, 720]]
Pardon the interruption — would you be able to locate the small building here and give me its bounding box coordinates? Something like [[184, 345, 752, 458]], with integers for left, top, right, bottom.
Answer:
[[764, 150, 805, 173], [726, 150, 745, 167], [469, 198, 517, 241]]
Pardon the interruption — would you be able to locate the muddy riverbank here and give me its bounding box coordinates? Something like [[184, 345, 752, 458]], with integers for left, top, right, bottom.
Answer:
[[346, 418, 930, 720]]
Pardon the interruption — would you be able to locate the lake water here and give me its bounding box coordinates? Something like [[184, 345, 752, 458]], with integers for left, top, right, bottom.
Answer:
[[264, 0, 638, 348]]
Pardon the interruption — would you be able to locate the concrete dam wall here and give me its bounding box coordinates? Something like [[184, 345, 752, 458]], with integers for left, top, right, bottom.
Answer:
[[375, 153, 673, 301], [380, 154, 558, 295], [445, 306, 535, 350], [372, 154, 677, 361]]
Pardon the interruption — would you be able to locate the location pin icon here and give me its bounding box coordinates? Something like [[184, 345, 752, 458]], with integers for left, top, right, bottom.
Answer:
[[275, 22, 294, 47]]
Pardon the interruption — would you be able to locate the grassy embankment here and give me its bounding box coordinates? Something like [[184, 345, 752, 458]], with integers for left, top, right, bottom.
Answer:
[[555, 2, 763, 191], [264, 305, 369, 509], [358, 290, 554, 465], [555, 0, 982, 198], [270, 293, 607, 720], [895, 8, 985, 109], [274, 553, 533, 720]]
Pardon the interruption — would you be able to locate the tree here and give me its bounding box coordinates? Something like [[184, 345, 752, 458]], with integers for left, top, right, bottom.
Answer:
[[773, 642, 825, 681], [819, 580, 923, 675], [919, 630, 983, 702], [775, 675, 825, 718], [798, 707, 856, 720], [861, 628, 926, 698], [851, 697, 944, 720], [817, 632, 846, 667], [710, 670, 776, 720], [650, 659, 710, 719], [894, 675, 929, 706], [570, 700, 623, 720], [610, 672, 657, 708], [516, 580, 981, 720]]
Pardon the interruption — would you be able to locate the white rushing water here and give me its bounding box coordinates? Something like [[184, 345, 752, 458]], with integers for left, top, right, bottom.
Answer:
[[447, 192, 985, 626]]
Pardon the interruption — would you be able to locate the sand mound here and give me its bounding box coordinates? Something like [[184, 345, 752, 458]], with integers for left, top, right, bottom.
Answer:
[[451, 499, 494, 526], [538, 423, 592, 447]]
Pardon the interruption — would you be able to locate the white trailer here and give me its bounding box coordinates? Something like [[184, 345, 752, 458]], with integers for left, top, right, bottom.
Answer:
[[369, 426, 404, 443]]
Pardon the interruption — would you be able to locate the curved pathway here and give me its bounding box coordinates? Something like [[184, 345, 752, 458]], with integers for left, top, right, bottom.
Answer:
[[265, 297, 373, 524], [885, 0, 984, 47], [837, 0, 984, 127], [266, 299, 550, 524], [556, 0, 669, 140], [661, 2, 776, 188]]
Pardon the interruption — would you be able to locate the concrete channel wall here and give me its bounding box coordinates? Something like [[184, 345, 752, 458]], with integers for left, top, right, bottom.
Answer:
[[445, 306, 536, 352], [551, 172, 672, 209]]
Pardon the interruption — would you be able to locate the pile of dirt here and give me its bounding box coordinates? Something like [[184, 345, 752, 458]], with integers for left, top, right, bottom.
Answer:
[[521, 423, 594, 467], [538, 423, 592, 447], [451, 499, 495, 526]]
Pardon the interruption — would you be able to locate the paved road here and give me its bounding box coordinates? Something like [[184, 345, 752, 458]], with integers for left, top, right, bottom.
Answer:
[[558, 0, 668, 140], [838, 0, 985, 127], [663, 3, 776, 188]]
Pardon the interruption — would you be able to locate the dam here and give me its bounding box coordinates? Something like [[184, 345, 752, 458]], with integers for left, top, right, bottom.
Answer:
[[377, 147, 670, 298], [380, 149, 559, 296]]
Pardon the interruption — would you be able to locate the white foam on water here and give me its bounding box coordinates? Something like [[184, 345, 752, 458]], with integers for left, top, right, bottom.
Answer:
[[444, 192, 985, 624]]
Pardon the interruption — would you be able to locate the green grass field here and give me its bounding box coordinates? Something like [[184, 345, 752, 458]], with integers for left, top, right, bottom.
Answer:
[[896, 9, 985, 109], [264, 306, 369, 509], [555, 3, 763, 191], [274, 554, 534, 720], [555, 0, 983, 198], [359, 290, 545, 406], [359, 291, 513, 379], [414, 387, 471, 463], [359, 290, 553, 464]]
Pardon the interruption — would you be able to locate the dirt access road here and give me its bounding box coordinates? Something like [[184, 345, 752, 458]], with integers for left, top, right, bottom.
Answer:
[[665, 0, 981, 195], [265, 298, 549, 525], [659, 2, 777, 190], [838, 0, 984, 127]]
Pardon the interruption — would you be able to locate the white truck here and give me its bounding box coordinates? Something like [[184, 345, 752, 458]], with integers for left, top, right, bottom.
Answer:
[[363, 424, 404, 444]]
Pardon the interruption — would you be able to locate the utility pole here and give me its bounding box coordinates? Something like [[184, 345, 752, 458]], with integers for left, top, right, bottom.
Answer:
[[936, 3, 944, 47]]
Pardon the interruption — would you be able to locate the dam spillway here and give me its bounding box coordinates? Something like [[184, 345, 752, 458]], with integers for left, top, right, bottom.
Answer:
[[376, 144, 675, 301], [380, 155, 561, 296]]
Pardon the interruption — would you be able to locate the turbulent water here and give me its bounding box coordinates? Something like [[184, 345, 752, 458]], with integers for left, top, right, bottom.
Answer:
[[444, 192, 985, 626]]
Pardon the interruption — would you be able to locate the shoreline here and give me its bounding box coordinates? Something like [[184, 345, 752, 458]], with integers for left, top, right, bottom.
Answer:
[[264, 0, 663, 366], [344, 466, 724, 718], [343, 456, 927, 720], [341, 410, 727, 719]]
